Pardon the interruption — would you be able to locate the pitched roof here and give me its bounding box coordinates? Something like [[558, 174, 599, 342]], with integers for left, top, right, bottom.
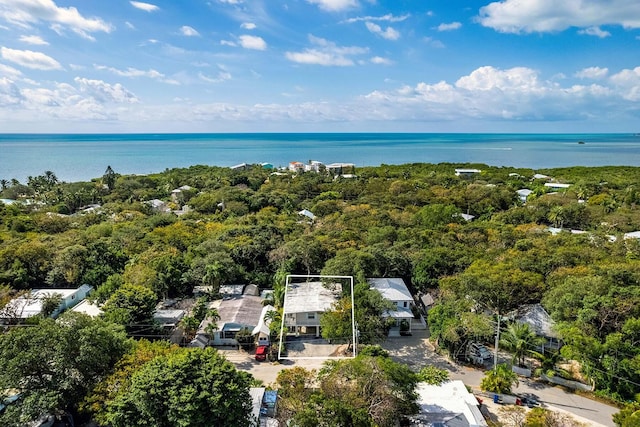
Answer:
[[368, 278, 412, 302]]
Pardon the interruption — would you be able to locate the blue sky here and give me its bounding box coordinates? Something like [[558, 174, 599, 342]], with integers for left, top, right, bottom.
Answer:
[[0, 0, 639, 133]]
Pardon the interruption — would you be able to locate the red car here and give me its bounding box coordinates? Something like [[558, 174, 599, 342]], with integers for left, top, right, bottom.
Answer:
[[255, 345, 269, 361]]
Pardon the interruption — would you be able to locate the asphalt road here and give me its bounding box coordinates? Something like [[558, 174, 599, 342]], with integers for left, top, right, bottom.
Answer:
[[218, 330, 619, 427]]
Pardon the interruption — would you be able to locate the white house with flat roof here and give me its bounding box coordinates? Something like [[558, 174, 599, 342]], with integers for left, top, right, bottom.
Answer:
[[408, 380, 487, 427], [455, 168, 481, 177], [283, 281, 342, 337], [0, 285, 93, 322]]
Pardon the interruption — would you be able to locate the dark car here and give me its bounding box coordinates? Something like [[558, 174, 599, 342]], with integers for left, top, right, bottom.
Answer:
[[255, 345, 269, 361]]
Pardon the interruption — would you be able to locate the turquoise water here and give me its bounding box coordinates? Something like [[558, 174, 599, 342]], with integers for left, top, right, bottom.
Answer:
[[1, 133, 639, 183]]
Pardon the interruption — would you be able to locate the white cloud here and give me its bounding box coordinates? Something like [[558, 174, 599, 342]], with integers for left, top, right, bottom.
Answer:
[[0, 77, 23, 104], [0, 0, 112, 36], [344, 14, 410, 23], [125, 21, 135, 30], [199, 70, 232, 83], [19, 35, 48, 45], [74, 77, 138, 103], [285, 35, 368, 66], [0, 63, 22, 78], [423, 37, 445, 48], [370, 56, 392, 65], [221, 40, 237, 47], [1, 47, 62, 70], [306, 0, 358, 12], [578, 26, 611, 38], [219, 0, 244, 3], [94, 64, 179, 84], [478, 0, 640, 33], [610, 66, 640, 100], [436, 22, 462, 31], [365, 22, 400, 40], [575, 66, 609, 79], [130, 1, 159, 12], [238, 34, 267, 50], [241, 22, 256, 30], [180, 25, 199, 36]]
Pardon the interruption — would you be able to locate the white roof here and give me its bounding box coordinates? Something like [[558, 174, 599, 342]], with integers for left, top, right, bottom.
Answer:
[[250, 388, 266, 423], [298, 209, 316, 220], [456, 213, 475, 221], [283, 281, 341, 314], [368, 278, 412, 302], [415, 380, 486, 427], [533, 173, 549, 179], [544, 182, 571, 188], [326, 162, 355, 168], [624, 231, 640, 239], [515, 303, 557, 338], [455, 169, 481, 175], [72, 299, 103, 317], [1, 288, 88, 319], [516, 189, 533, 196], [252, 304, 275, 336]]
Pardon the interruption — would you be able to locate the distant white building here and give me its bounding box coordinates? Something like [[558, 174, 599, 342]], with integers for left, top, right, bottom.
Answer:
[[516, 188, 533, 203], [455, 168, 481, 177], [544, 182, 571, 189]]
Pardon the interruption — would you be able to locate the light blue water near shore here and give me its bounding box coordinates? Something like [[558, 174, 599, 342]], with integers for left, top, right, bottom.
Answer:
[[1, 133, 639, 183]]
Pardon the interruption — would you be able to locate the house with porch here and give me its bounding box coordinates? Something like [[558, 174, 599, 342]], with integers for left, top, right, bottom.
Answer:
[[0, 285, 93, 323], [511, 303, 562, 353], [368, 278, 424, 336], [282, 281, 342, 337]]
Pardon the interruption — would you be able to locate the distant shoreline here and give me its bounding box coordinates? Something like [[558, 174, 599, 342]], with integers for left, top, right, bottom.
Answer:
[[2, 133, 639, 183]]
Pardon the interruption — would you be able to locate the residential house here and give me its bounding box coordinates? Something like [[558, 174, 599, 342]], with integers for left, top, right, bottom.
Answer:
[[288, 161, 305, 173], [0, 285, 93, 322], [624, 231, 640, 240], [192, 288, 265, 347], [283, 281, 342, 337], [170, 185, 193, 203], [260, 162, 274, 170], [455, 168, 481, 177], [326, 162, 355, 176], [544, 182, 571, 189], [408, 380, 487, 427], [511, 303, 562, 353], [71, 299, 103, 317], [516, 188, 533, 203], [532, 173, 550, 180], [230, 163, 249, 171], [368, 278, 419, 336], [305, 160, 324, 172], [146, 199, 171, 213], [298, 209, 316, 222], [252, 304, 276, 346]]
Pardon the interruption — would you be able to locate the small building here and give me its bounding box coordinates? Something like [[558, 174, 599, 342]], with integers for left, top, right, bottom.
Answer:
[[0, 285, 93, 322], [624, 231, 640, 240], [516, 188, 533, 203], [260, 162, 274, 169], [230, 163, 249, 171], [305, 160, 324, 172], [511, 303, 562, 353], [544, 182, 571, 189], [326, 162, 355, 176], [455, 168, 481, 177], [532, 173, 550, 180], [194, 294, 265, 346], [298, 209, 316, 221], [146, 199, 171, 213], [219, 284, 246, 297], [455, 213, 475, 222], [368, 278, 416, 335], [408, 380, 487, 427], [288, 161, 305, 173], [283, 281, 342, 337], [153, 309, 185, 329]]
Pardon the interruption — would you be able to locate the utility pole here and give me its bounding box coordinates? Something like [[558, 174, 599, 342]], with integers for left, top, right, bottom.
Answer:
[[494, 313, 501, 369]]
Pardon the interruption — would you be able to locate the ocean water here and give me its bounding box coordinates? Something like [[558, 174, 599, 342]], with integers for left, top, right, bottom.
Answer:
[[1, 133, 639, 183]]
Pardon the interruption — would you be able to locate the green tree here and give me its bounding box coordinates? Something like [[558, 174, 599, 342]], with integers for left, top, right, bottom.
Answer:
[[101, 283, 157, 329], [500, 322, 545, 367], [320, 297, 354, 346], [480, 363, 519, 394], [102, 347, 254, 427], [103, 165, 117, 191], [416, 365, 450, 385], [0, 313, 130, 425], [614, 402, 640, 427]]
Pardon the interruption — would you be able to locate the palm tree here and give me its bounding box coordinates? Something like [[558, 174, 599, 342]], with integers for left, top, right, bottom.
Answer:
[[500, 322, 544, 367], [0, 179, 8, 191], [547, 206, 565, 228]]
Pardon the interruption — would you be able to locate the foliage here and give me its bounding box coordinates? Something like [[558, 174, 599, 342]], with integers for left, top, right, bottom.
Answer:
[[0, 313, 131, 425], [500, 322, 545, 367], [416, 365, 450, 385], [101, 283, 157, 332], [100, 347, 254, 427], [525, 407, 586, 427], [276, 354, 419, 427], [480, 364, 519, 394], [613, 401, 640, 427], [320, 297, 354, 345]]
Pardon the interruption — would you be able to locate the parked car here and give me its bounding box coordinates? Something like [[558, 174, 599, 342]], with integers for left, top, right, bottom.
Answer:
[[255, 345, 269, 361], [469, 342, 492, 359]]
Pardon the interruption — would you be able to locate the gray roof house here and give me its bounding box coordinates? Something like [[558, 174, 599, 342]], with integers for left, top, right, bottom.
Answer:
[[368, 278, 420, 335], [283, 281, 342, 338]]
